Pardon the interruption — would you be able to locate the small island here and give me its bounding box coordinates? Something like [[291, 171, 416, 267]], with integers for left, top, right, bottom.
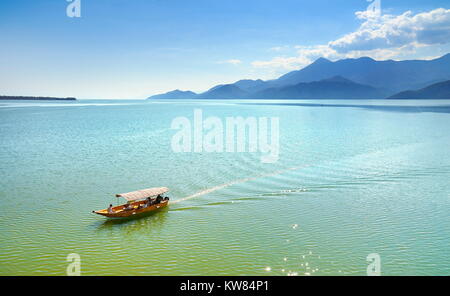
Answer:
[[0, 96, 77, 101]]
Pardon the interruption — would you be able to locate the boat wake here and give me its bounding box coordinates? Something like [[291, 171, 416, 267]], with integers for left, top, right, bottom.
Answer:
[[172, 165, 309, 204]]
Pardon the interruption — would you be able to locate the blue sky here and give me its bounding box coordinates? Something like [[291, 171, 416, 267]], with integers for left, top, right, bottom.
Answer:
[[1, 0, 449, 99]]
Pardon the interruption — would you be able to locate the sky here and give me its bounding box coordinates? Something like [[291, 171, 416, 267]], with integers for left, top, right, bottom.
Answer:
[[1, 0, 450, 99]]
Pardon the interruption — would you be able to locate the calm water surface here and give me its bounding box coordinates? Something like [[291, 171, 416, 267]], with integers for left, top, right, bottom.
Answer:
[[0, 99, 449, 275]]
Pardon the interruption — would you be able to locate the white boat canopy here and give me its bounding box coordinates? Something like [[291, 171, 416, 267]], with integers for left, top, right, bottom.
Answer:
[[116, 187, 169, 202]]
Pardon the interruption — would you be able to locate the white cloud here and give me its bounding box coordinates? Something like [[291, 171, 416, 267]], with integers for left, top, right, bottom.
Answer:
[[330, 8, 450, 53], [269, 45, 290, 52], [251, 56, 309, 70], [218, 59, 242, 65], [252, 8, 450, 71]]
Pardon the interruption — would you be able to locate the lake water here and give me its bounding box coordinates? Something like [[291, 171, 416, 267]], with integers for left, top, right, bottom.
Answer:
[[0, 99, 449, 275]]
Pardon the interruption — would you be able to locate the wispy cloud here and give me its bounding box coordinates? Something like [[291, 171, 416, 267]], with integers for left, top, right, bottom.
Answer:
[[217, 59, 242, 65], [251, 56, 308, 70], [252, 8, 450, 71], [269, 45, 290, 52]]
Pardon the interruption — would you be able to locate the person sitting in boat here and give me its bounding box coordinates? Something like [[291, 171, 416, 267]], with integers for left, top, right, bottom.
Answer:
[[107, 204, 114, 214], [155, 195, 163, 204], [145, 197, 153, 207], [123, 203, 133, 211]]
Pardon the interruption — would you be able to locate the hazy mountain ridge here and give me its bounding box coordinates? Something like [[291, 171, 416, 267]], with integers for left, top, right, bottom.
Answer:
[[196, 84, 249, 99], [251, 76, 387, 99], [273, 54, 450, 93], [233, 79, 267, 92], [147, 53, 450, 100], [388, 80, 450, 99], [147, 89, 197, 99]]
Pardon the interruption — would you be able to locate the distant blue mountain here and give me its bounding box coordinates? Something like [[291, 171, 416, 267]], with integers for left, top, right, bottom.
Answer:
[[388, 80, 450, 99], [147, 53, 450, 100], [252, 76, 386, 99], [196, 84, 248, 99], [273, 54, 450, 93], [147, 89, 197, 99], [233, 79, 267, 92]]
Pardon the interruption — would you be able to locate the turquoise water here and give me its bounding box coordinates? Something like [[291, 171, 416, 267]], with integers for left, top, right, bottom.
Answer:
[[0, 99, 449, 275]]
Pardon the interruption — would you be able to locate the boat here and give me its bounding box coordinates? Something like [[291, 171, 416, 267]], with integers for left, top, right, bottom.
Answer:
[[93, 187, 169, 218]]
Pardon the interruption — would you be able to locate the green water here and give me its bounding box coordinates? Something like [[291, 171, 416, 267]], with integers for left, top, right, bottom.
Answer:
[[0, 99, 449, 275]]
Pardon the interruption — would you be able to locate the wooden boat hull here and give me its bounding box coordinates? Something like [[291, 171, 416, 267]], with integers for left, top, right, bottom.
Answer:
[[94, 200, 169, 219]]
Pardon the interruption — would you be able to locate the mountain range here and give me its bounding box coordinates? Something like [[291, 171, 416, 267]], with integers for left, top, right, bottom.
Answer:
[[389, 80, 450, 99], [147, 53, 450, 100], [147, 89, 197, 99], [253, 76, 386, 99]]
